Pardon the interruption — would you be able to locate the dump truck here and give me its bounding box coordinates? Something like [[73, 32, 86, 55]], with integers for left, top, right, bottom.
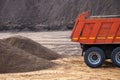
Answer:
[[71, 11, 120, 68]]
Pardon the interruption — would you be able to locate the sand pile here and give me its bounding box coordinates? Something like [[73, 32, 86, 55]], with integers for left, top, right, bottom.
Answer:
[[0, 40, 55, 73], [4, 36, 61, 60]]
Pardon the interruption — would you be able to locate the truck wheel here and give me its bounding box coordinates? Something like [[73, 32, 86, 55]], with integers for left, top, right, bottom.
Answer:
[[111, 47, 120, 67], [84, 47, 105, 68]]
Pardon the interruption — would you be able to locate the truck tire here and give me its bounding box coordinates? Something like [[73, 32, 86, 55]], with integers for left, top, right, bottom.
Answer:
[[84, 47, 105, 68], [111, 47, 120, 67]]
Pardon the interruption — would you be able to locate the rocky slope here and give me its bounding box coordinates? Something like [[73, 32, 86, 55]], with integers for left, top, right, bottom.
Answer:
[[0, 0, 119, 31]]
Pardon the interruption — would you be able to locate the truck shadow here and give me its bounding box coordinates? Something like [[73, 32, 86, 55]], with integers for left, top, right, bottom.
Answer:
[[102, 61, 115, 68]]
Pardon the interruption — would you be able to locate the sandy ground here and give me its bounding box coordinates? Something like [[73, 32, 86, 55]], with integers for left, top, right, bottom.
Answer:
[[0, 31, 120, 80]]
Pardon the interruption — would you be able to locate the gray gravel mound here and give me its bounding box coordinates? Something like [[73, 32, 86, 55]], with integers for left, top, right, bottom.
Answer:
[[0, 40, 55, 73], [4, 36, 61, 60]]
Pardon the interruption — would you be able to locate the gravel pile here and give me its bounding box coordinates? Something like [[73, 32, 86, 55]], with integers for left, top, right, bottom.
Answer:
[[0, 36, 61, 73], [4, 36, 61, 60]]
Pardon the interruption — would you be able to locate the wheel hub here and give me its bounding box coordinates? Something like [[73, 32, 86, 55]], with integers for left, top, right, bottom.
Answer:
[[88, 52, 101, 65], [92, 55, 98, 60], [115, 52, 120, 64]]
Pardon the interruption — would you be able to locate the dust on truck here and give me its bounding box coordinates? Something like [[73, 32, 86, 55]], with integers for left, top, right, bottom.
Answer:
[[71, 11, 120, 68]]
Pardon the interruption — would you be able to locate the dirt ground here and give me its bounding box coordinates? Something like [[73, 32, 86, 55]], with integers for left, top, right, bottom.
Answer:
[[0, 31, 120, 80]]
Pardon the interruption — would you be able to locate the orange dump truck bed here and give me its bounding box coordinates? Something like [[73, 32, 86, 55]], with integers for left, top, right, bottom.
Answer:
[[71, 11, 120, 45]]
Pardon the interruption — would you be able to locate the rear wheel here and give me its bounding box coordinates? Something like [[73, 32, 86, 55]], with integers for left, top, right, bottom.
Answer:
[[84, 47, 105, 68], [111, 47, 120, 67]]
